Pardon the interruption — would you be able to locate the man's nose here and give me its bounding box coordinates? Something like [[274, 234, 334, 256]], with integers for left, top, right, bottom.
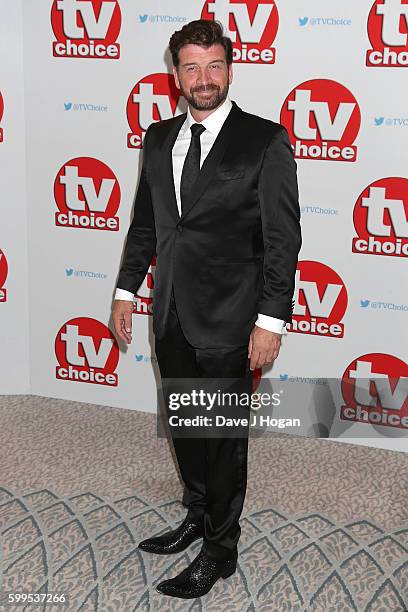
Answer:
[[196, 67, 211, 84]]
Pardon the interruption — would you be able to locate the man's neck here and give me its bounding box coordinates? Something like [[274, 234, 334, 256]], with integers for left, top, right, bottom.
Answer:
[[188, 99, 226, 123]]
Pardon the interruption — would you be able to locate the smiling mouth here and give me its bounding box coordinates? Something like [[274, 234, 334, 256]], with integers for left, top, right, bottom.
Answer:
[[194, 88, 217, 95]]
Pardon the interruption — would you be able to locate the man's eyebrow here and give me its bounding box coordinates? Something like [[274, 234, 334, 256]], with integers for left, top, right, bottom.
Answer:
[[181, 59, 226, 67]]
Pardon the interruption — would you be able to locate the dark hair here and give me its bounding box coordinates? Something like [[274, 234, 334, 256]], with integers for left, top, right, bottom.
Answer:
[[169, 19, 233, 68]]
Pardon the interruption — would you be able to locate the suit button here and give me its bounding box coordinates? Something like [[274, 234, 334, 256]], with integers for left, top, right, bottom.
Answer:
[[177, 225, 183, 233]]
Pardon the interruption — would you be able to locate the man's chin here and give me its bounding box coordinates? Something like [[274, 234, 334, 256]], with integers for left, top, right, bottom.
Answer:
[[191, 101, 218, 111], [189, 93, 224, 111]]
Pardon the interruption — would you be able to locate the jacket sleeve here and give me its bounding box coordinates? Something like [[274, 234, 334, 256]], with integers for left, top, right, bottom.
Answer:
[[115, 125, 156, 294], [257, 125, 302, 323]]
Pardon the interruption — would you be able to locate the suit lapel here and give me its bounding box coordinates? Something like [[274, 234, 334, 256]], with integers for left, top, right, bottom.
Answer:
[[160, 112, 187, 221], [179, 101, 240, 222]]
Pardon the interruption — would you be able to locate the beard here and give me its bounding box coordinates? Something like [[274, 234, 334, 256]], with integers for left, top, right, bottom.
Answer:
[[182, 82, 229, 111]]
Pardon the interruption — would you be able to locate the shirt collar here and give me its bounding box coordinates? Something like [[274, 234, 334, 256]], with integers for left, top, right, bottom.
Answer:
[[182, 95, 232, 137]]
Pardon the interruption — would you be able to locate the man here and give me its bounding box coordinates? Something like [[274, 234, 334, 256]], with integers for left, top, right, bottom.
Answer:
[[112, 19, 301, 599]]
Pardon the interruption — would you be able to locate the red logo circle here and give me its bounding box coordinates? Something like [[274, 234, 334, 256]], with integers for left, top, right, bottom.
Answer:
[[201, 0, 279, 64], [289, 260, 348, 338], [366, 0, 408, 66], [0, 248, 8, 288], [54, 157, 121, 231], [51, 0, 121, 59], [352, 177, 408, 257], [127, 73, 182, 148], [341, 353, 408, 429], [280, 79, 361, 162], [55, 317, 119, 386]]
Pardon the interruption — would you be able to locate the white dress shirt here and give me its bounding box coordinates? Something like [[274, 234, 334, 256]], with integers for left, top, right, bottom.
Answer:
[[115, 95, 287, 335]]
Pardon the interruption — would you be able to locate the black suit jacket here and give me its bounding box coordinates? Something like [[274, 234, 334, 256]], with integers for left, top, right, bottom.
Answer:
[[116, 100, 302, 348]]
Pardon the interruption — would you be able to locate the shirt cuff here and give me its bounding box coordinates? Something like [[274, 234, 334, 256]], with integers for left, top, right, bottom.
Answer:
[[115, 288, 134, 301], [255, 313, 287, 335]]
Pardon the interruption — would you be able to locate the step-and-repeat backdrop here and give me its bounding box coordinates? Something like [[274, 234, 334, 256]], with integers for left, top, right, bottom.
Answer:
[[1, 0, 407, 449], [0, 1, 30, 394]]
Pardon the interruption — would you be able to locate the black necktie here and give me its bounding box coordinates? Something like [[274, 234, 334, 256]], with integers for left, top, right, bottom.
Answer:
[[180, 123, 206, 215]]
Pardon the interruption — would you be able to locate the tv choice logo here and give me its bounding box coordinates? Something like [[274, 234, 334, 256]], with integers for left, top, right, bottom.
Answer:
[[133, 256, 156, 316], [280, 79, 361, 162], [352, 177, 408, 257], [0, 248, 8, 302], [287, 261, 348, 338], [251, 367, 263, 392], [55, 317, 119, 386], [127, 74, 183, 149], [201, 0, 278, 64], [54, 157, 120, 231], [341, 353, 408, 429], [366, 0, 408, 67], [51, 0, 121, 59]]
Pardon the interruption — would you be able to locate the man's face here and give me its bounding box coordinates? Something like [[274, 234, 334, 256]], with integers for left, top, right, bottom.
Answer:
[[173, 43, 233, 111]]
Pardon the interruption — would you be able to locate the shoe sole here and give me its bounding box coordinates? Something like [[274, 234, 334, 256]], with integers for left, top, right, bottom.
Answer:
[[156, 568, 237, 599]]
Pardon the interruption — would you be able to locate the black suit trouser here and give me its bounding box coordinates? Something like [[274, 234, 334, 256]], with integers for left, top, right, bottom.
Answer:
[[154, 286, 251, 561]]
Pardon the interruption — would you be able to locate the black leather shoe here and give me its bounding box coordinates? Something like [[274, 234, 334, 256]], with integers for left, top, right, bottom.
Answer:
[[156, 549, 237, 598], [138, 516, 203, 555]]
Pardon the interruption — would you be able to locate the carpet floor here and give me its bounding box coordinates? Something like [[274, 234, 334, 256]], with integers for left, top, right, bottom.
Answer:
[[0, 395, 407, 611]]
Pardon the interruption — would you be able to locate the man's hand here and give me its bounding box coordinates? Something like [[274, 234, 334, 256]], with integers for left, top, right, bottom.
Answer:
[[248, 325, 282, 371], [112, 299, 133, 344]]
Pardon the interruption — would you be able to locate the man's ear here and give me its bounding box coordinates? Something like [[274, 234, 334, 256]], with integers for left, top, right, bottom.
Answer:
[[173, 66, 180, 89], [228, 63, 233, 85]]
